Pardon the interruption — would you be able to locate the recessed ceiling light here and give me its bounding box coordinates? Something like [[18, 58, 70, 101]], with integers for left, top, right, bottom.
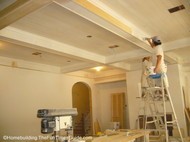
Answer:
[[108, 45, 119, 49], [32, 52, 42, 55], [93, 66, 103, 72], [86, 35, 92, 38]]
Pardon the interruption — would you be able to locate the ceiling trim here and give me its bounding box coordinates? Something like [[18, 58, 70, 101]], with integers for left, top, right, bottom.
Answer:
[[164, 54, 179, 64], [110, 62, 131, 71], [0, 27, 106, 64], [106, 49, 149, 64], [0, 0, 53, 30], [0, 56, 60, 73], [61, 62, 100, 73], [163, 37, 190, 52], [94, 73, 126, 84]]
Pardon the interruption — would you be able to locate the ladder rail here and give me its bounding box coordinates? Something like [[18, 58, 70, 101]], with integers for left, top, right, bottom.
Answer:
[[166, 87, 184, 142], [161, 76, 169, 142]]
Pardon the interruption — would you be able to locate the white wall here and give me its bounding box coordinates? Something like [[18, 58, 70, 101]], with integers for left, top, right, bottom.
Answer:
[[180, 70, 190, 135], [126, 70, 142, 129], [0, 65, 96, 141], [167, 64, 187, 136], [126, 64, 187, 136], [95, 81, 127, 131], [181, 70, 190, 108]]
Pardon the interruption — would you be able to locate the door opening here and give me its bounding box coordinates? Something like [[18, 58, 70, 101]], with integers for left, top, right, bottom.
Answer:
[[72, 82, 92, 136], [111, 92, 127, 129]]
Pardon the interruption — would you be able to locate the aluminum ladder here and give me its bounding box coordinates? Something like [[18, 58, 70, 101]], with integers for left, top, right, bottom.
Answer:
[[142, 73, 184, 142]]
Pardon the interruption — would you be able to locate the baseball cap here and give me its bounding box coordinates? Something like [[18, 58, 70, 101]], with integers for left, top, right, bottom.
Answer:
[[152, 36, 161, 45]]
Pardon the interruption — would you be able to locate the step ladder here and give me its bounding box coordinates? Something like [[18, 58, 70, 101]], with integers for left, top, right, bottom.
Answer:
[[139, 73, 184, 142]]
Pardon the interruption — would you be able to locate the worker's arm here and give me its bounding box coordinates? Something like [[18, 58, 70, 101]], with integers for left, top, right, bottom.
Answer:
[[154, 55, 162, 73], [146, 38, 155, 48]]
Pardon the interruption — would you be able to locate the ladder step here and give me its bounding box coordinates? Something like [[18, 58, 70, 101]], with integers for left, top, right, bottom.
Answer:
[[145, 120, 178, 125], [167, 120, 177, 124], [146, 114, 165, 117], [147, 87, 162, 90], [167, 124, 177, 127], [146, 120, 158, 123]]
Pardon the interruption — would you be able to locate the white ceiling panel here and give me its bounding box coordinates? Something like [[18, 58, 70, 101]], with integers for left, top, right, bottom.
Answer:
[[10, 2, 141, 56], [0, 40, 83, 66], [99, 0, 190, 42]]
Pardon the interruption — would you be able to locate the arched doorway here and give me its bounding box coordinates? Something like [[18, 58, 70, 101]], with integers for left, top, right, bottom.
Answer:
[[72, 82, 92, 136]]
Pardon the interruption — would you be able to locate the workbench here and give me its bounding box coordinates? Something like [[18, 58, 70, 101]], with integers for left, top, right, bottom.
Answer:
[[92, 129, 150, 142]]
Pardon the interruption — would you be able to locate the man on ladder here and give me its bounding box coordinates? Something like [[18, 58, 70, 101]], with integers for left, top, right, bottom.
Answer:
[[142, 36, 184, 142], [145, 36, 168, 87]]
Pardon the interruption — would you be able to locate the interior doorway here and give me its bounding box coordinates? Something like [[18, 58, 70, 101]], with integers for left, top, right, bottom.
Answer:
[[111, 92, 127, 129], [72, 82, 92, 136]]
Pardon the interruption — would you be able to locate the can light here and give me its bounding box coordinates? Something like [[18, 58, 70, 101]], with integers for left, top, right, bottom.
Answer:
[[93, 66, 103, 72]]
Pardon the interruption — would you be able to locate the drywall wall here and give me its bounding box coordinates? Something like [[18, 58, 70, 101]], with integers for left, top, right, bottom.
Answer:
[[184, 72, 190, 135], [0, 66, 63, 139], [95, 81, 127, 131], [186, 74, 190, 107], [126, 70, 142, 129], [126, 64, 187, 136], [167, 64, 187, 136], [181, 71, 190, 108], [0, 65, 96, 141]]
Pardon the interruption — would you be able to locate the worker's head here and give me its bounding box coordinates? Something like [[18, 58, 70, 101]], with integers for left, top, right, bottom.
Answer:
[[152, 36, 162, 46]]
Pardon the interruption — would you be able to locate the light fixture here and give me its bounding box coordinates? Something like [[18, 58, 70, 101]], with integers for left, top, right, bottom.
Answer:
[[86, 35, 92, 38], [32, 52, 42, 55], [108, 45, 119, 49], [93, 66, 103, 72], [168, 5, 185, 13]]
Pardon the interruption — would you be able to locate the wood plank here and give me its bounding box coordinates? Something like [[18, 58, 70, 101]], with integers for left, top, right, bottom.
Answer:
[[93, 130, 150, 142]]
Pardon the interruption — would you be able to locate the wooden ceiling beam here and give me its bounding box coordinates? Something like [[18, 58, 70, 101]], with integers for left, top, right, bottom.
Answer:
[[0, 0, 53, 30]]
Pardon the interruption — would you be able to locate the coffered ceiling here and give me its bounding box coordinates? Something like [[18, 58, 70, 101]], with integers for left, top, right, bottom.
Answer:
[[0, 0, 190, 77]]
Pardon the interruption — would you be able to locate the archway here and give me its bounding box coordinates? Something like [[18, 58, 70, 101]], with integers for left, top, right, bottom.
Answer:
[[72, 82, 92, 136]]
